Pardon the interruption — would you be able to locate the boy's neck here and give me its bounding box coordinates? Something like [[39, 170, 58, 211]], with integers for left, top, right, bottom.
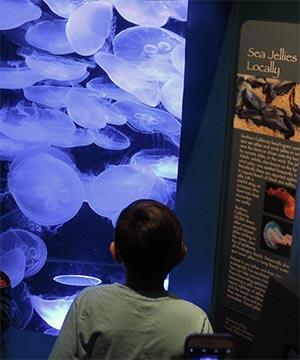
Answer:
[[125, 272, 167, 294]]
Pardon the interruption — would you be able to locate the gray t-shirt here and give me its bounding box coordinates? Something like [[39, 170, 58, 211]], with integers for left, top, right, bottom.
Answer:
[[49, 283, 213, 360]]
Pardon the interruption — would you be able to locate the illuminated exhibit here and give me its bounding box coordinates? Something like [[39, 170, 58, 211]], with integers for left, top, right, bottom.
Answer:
[[0, 0, 188, 333]]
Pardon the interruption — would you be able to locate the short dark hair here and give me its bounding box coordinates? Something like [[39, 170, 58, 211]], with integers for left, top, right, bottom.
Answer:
[[114, 199, 185, 278]]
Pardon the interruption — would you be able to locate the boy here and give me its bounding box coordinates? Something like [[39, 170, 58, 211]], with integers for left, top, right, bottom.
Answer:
[[49, 199, 213, 359]]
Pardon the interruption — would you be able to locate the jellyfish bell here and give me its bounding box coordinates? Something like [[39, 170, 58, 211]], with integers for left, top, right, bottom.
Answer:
[[130, 149, 179, 179], [0, 104, 76, 143], [0, 61, 45, 89], [93, 126, 130, 151], [113, 26, 184, 82], [23, 84, 72, 108], [53, 274, 102, 286], [25, 19, 74, 55], [160, 74, 184, 119], [0, 132, 28, 161], [66, 1, 113, 56], [94, 52, 160, 107], [41, 0, 86, 18], [113, 100, 181, 136], [86, 164, 170, 223], [0, 248, 26, 288], [0, 228, 47, 278], [112, 0, 170, 27], [67, 88, 127, 129], [31, 293, 77, 330], [20, 49, 93, 81], [0, 0, 42, 31], [172, 44, 185, 75], [8, 148, 84, 226]]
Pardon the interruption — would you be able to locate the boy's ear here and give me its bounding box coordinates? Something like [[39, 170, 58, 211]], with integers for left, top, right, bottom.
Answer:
[[110, 242, 122, 264]]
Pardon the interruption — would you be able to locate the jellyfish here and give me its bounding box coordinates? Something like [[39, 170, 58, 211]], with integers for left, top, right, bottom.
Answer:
[[53, 274, 102, 286], [23, 84, 72, 109], [66, 1, 113, 56], [93, 126, 130, 151], [0, 228, 47, 278], [94, 52, 160, 107], [130, 149, 179, 179], [11, 281, 34, 329], [0, 249, 26, 288], [162, 0, 189, 22], [25, 19, 74, 55], [112, 0, 170, 27], [113, 100, 181, 136], [113, 26, 184, 81], [85, 164, 170, 223], [20, 50, 93, 81], [0, 133, 28, 161], [263, 221, 292, 249], [42, 0, 87, 18], [52, 128, 95, 148], [0, 0, 41, 30], [86, 78, 141, 103], [8, 148, 84, 226], [172, 44, 186, 75], [66, 88, 127, 129], [0, 61, 45, 89], [160, 74, 184, 119], [0, 104, 76, 143], [31, 294, 77, 330]]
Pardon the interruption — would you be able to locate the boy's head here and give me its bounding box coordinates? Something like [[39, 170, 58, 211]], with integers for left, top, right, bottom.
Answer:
[[111, 199, 187, 280]]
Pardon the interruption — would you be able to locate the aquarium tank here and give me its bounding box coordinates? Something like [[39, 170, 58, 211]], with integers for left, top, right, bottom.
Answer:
[[0, 0, 189, 335]]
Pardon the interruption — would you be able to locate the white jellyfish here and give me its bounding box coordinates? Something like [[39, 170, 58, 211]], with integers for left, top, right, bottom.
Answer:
[[8, 147, 84, 226], [0, 61, 45, 89], [23, 84, 72, 108], [93, 125, 130, 151], [160, 74, 184, 119], [25, 20, 74, 55], [94, 52, 160, 107], [66, 88, 127, 129], [113, 100, 181, 136], [0, 0, 41, 30], [66, 1, 113, 56]]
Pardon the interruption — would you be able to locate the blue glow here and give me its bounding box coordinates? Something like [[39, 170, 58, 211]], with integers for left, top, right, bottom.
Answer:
[[25, 19, 73, 55], [53, 275, 102, 286], [0, 0, 188, 334], [31, 294, 77, 330], [0, 228, 47, 278], [66, 1, 113, 56], [8, 148, 84, 226], [0, 0, 41, 30]]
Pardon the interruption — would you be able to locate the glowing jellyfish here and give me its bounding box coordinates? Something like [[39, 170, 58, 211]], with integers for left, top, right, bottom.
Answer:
[[113, 26, 184, 81], [86, 78, 140, 102], [0, 249, 26, 288], [0, 0, 41, 30], [160, 74, 184, 119], [52, 128, 95, 148], [0, 133, 28, 161], [31, 294, 77, 330], [86, 164, 169, 223], [112, 0, 170, 27], [172, 44, 185, 74], [130, 149, 179, 179], [53, 275, 102, 286], [0, 61, 45, 89], [25, 20, 74, 55], [8, 149, 84, 226], [94, 52, 160, 107], [41, 0, 85, 18], [93, 126, 130, 150], [21, 50, 93, 81], [113, 100, 181, 136], [66, 1, 113, 56], [66, 88, 127, 129], [162, 0, 189, 22], [0, 229, 47, 278], [0, 104, 76, 143], [23, 84, 71, 108]]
